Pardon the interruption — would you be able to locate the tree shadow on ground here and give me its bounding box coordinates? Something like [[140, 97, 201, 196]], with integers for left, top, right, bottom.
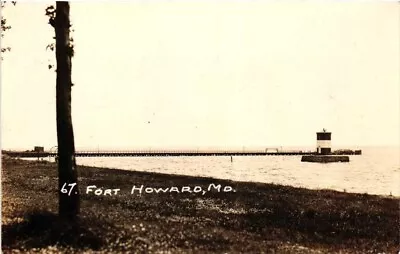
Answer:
[[2, 210, 110, 251]]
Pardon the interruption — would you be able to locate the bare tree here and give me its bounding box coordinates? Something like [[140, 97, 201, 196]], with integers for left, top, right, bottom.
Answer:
[[48, 2, 79, 219], [2, 2, 79, 218]]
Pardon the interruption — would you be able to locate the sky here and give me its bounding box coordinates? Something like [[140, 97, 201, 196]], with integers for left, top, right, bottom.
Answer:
[[1, 1, 399, 150]]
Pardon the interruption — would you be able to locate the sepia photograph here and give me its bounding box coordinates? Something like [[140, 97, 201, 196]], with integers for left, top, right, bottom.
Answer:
[[1, 1, 399, 253]]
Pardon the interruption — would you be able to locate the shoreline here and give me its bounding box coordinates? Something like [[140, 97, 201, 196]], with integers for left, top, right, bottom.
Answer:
[[2, 156, 399, 253], [75, 162, 399, 199], [33, 156, 400, 198]]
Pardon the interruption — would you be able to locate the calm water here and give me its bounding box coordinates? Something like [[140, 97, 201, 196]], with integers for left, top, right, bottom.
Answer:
[[74, 147, 399, 197]]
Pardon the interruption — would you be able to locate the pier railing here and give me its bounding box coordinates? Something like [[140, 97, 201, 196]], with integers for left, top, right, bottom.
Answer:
[[1, 148, 361, 158]]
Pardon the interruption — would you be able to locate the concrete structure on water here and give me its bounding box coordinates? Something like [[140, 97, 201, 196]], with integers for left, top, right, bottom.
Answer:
[[302, 129, 350, 163], [301, 155, 349, 163]]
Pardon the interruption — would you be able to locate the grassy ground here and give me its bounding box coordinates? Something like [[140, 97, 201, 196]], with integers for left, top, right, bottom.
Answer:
[[1, 156, 399, 253]]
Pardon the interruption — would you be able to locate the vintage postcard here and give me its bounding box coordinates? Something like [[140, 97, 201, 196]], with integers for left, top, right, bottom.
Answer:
[[1, 1, 399, 253]]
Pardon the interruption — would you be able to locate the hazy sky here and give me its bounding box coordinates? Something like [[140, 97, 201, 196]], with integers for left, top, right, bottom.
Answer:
[[1, 1, 399, 150]]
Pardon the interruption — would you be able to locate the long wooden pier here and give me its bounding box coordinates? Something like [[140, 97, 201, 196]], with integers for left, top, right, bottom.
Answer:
[[3, 150, 318, 158], [2, 148, 362, 158]]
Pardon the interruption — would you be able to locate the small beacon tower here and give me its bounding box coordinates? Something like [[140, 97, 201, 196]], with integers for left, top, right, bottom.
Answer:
[[316, 129, 331, 155], [302, 129, 349, 163]]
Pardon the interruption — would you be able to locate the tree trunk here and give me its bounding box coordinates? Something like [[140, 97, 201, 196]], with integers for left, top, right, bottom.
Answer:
[[54, 1, 79, 219]]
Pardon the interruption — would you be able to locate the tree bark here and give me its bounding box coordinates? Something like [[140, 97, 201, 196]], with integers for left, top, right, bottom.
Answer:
[[54, 1, 79, 219]]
